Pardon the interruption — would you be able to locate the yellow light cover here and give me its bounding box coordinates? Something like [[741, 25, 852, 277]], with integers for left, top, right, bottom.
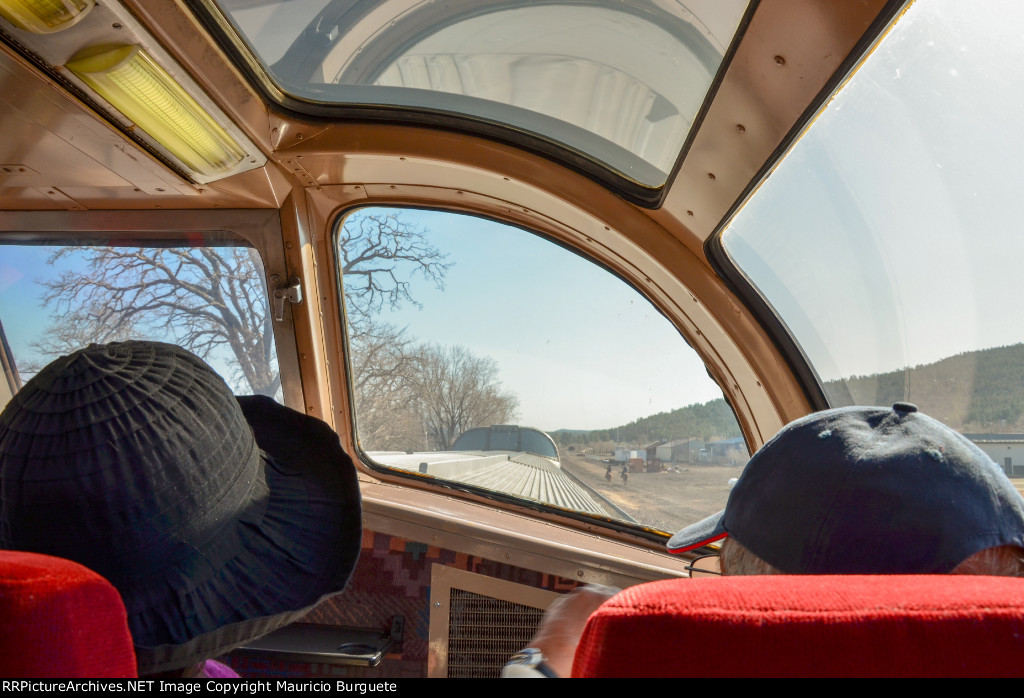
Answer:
[[0, 0, 94, 34], [66, 45, 246, 177]]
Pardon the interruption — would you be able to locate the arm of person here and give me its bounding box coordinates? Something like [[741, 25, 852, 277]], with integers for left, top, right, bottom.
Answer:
[[501, 584, 620, 678]]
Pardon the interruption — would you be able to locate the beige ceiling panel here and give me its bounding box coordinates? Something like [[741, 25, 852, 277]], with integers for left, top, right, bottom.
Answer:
[[0, 44, 199, 196], [654, 0, 890, 256], [0, 125, 126, 189], [0, 187, 71, 210]]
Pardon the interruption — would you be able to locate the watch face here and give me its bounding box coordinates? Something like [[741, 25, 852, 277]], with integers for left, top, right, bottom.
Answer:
[[507, 649, 558, 677], [510, 649, 542, 666]]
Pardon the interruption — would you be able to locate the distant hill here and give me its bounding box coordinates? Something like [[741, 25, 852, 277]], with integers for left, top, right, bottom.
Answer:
[[553, 398, 742, 448], [825, 342, 1024, 432], [555, 342, 1024, 448]]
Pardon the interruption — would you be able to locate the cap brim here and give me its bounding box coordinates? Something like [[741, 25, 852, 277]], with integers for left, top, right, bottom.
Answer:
[[667, 511, 727, 553]]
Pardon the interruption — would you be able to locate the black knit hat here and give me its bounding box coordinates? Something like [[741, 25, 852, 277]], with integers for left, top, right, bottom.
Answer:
[[0, 341, 361, 674], [668, 403, 1024, 574]]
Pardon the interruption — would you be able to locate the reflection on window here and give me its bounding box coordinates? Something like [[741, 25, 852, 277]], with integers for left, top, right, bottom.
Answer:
[[452, 425, 560, 460], [337, 207, 747, 534], [719, 0, 1024, 481], [451, 427, 487, 452], [208, 0, 748, 187], [0, 243, 279, 410]]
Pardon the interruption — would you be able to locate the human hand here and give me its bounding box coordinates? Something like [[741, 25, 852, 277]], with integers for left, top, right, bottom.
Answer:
[[527, 584, 620, 677]]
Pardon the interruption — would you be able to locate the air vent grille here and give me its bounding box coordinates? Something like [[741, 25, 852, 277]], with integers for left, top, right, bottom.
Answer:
[[447, 589, 546, 678], [428, 564, 560, 678]]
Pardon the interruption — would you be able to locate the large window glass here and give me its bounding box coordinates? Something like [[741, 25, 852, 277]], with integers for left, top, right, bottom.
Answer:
[[204, 0, 748, 188], [338, 207, 747, 534], [719, 0, 1024, 486], [0, 241, 279, 409]]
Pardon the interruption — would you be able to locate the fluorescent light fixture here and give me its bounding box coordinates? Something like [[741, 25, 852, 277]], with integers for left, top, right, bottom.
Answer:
[[67, 44, 247, 177], [0, 0, 94, 34]]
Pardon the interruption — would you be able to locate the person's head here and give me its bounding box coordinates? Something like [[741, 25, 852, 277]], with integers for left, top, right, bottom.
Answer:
[[670, 403, 1024, 575], [719, 537, 1024, 576], [0, 341, 362, 675]]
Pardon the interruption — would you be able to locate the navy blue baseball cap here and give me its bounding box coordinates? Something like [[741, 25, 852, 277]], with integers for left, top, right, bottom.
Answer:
[[667, 403, 1024, 574]]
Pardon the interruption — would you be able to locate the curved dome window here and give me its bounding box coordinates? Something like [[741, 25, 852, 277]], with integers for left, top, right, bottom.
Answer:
[[719, 0, 1024, 441], [452, 425, 559, 460], [205, 0, 748, 187], [335, 206, 747, 535]]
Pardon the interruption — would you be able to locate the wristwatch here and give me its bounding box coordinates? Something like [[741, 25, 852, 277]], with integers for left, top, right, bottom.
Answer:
[[502, 647, 559, 678]]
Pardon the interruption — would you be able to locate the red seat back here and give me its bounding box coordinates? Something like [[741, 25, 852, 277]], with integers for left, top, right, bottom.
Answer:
[[0, 551, 136, 677], [573, 575, 1024, 677]]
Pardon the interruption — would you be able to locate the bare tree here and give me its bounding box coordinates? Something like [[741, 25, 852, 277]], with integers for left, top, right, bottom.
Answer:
[[35, 212, 519, 453], [36, 246, 278, 394], [415, 344, 519, 450], [34, 212, 450, 399], [339, 210, 450, 326], [349, 319, 426, 451], [337, 211, 452, 449]]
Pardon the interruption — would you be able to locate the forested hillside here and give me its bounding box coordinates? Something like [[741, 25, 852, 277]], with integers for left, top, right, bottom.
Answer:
[[827, 343, 1024, 432], [555, 343, 1024, 450], [552, 398, 742, 450]]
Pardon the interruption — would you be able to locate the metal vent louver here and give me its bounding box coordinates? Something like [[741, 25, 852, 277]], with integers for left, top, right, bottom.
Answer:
[[428, 564, 560, 678], [447, 589, 546, 678]]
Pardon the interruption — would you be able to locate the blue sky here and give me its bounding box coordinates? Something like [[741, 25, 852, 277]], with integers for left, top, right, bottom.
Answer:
[[722, 0, 1024, 384], [0, 213, 726, 432], [7, 0, 1021, 432], [0, 246, 52, 363], [349, 208, 725, 431], [0, 245, 271, 393]]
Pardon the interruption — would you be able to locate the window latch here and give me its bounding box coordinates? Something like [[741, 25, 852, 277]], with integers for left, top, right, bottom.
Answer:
[[271, 275, 303, 321]]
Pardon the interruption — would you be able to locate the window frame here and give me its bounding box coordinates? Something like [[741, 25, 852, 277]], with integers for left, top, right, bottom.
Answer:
[[0, 209, 303, 409], [0, 210, 698, 579], [329, 202, 750, 546]]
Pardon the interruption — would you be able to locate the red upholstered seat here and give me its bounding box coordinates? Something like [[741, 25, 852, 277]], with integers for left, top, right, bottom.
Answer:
[[0, 551, 137, 677], [573, 575, 1024, 678]]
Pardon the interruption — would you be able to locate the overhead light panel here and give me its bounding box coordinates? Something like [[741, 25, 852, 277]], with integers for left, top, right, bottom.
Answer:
[[66, 44, 247, 177], [0, 0, 94, 34], [1, 1, 266, 183]]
